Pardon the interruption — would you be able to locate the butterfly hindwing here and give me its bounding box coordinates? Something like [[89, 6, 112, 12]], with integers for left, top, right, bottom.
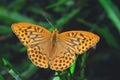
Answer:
[[28, 46, 48, 68], [50, 52, 75, 71], [49, 41, 76, 71]]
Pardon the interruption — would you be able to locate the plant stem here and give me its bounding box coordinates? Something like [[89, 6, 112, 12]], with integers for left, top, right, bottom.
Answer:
[[79, 52, 88, 80]]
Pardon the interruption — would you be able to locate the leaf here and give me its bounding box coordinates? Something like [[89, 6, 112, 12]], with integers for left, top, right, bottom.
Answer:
[[2, 58, 22, 80], [0, 75, 4, 80], [55, 7, 81, 28], [99, 0, 120, 33], [0, 7, 35, 23], [0, 26, 12, 34]]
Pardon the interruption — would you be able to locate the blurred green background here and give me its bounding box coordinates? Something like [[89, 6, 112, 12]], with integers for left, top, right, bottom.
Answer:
[[0, 0, 120, 80]]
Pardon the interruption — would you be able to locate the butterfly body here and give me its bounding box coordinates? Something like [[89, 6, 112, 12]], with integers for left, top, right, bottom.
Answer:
[[12, 22, 100, 71], [51, 28, 59, 50]]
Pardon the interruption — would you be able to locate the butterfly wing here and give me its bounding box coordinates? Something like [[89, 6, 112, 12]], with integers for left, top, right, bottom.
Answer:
[[28, 45, 49, 68], [12, 22, 51, 68], [59, 31, 100, 54], [11, 22, 51, 47], [49, 41, 76, 71]]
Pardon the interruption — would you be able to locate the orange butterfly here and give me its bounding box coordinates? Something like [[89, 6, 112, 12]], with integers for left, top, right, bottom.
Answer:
[[12, 22, 100, 71]]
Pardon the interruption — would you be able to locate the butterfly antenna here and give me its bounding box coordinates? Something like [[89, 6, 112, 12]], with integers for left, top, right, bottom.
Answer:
[[42, 13, 55, 30]]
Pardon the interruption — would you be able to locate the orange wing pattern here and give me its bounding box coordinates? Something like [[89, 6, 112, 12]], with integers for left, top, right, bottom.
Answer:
[[49, 41, 76, 71], [59, 31, 100, 54], [12, 22, 51, 68], [12, 22, 100, 71], [12, 22, 51, 47]]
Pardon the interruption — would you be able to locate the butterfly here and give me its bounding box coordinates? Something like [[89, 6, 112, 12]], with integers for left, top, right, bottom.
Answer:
[[11, 22, 100, 71]]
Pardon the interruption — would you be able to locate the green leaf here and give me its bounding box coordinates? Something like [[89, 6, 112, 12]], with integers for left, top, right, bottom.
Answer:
[[46, 0, 68, 9], [21, 64, 38, 80], [9, 69, 22, 80], [52, 72, 61, 80], [0, 75, 4, 80], [68, 55, 78, 77], [0, 7, 35, 23], [0, 26, 12, 34], [99, 0, 120, 33], [55, 7, 81, 28], [79, 52, 88, 80], [2, 58, 22, 80], [9, 0, 27, 11]]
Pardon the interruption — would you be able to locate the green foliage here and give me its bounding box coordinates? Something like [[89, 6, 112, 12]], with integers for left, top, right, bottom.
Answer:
[[55, 7, 81, 28], [99, 0, 120, 33], [2, 58, 22, 80], [0, 8, 35, 23], [0, 0, 120, 80], [0, 75, 4, 80], [0, 26, 12, 34]]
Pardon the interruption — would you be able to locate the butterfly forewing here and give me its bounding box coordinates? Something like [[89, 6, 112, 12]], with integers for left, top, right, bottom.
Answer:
[[59, 31, 100, 54], [11, 22, 51, 47]]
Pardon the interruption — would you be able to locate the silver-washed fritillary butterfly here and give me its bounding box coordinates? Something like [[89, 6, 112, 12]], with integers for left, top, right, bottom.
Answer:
[[11, 22, 100, 71]]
